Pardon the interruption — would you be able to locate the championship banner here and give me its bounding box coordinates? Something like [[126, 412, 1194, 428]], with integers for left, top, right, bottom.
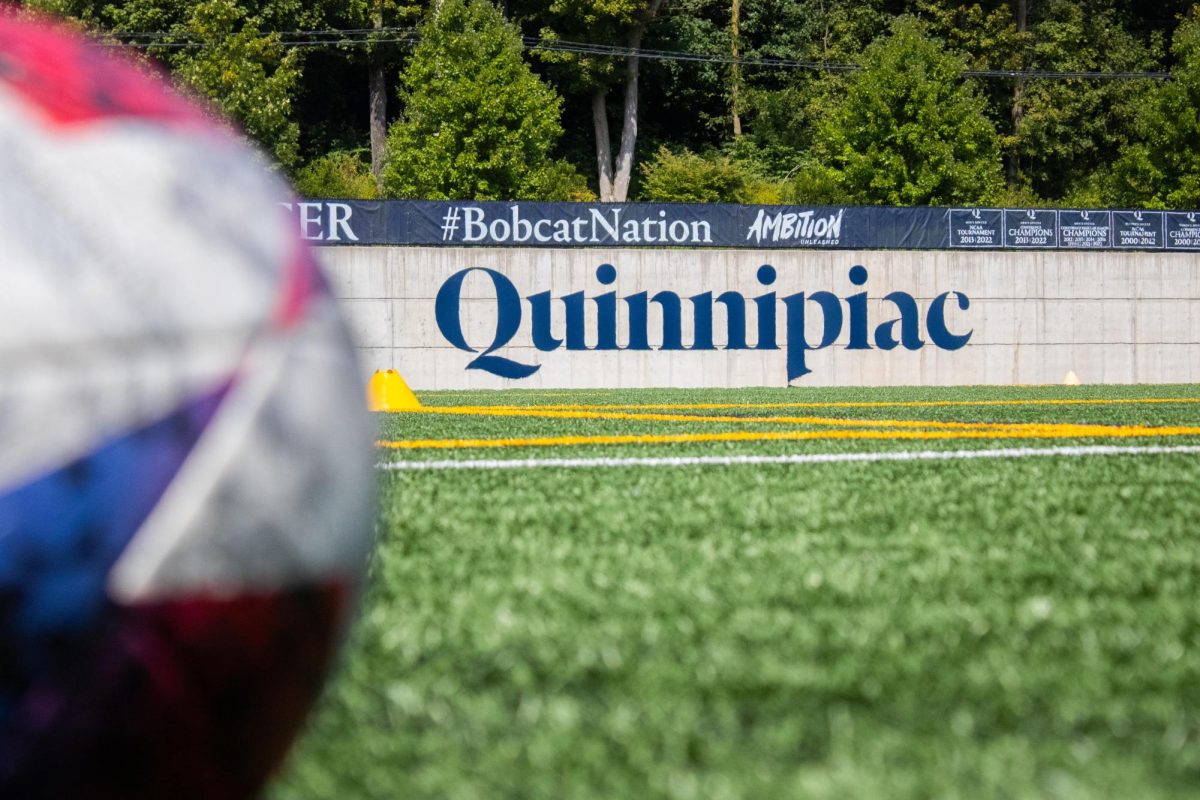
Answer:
[[287, 199, 1196, 251]]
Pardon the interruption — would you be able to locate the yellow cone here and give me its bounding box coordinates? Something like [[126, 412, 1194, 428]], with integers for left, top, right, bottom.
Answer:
[[1062, 370, 1082, 386], [367, 369, 421, 411]]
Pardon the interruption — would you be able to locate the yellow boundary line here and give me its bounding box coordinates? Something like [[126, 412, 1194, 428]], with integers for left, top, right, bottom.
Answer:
[[420, 397, 1200, 412], [407, 406, 1019, 430], [380, 396, 1200, 451], [378, 425, 1200, 450]]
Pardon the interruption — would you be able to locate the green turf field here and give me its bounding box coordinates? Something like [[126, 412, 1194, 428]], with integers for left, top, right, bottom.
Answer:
[[272, 384, 1200, 800]]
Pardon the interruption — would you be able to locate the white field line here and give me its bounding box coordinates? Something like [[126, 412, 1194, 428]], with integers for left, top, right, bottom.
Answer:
[[377, 445, 1200, 472]]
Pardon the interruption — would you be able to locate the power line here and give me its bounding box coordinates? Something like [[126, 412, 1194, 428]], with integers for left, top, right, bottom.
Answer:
[[108, 36, 421, 50], [118, 28, 390, 39], [109, 27, 421, 48], [104, 27, 1173, 80], [521, 37, 1171, 80]]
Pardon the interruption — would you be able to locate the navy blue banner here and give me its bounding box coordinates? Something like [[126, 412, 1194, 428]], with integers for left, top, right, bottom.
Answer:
[[287, 199, 1198, 251]]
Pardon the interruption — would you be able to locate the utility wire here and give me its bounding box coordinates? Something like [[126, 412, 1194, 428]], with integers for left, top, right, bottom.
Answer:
[[104, 27, 1174, 80], [522, 37, 1171, 79]]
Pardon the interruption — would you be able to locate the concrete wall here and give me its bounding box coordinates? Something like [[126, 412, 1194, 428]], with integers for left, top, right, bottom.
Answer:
[[319, 246, 1200, 389]]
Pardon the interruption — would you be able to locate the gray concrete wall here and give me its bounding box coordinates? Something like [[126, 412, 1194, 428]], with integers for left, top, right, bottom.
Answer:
[[318, 246, 1200, 389]]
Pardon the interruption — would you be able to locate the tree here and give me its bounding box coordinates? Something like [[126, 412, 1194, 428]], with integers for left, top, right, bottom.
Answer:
[[912, 0, 1163, 202], [318, 0, 426, 192], [31, 0, 325, 170], [381, 0, 587, 200], [793, 17, 1004, 206], [908, 0, 1025, 183], [25, 0, 1200, 205], [1106, 12, 1200, 208], [737, 0, 892, 176], [171, 0, 302, 167], [640, 0, 730, 150], [519, 0, 668, 202], [1014, 0, 1158, 201], [22, 0, 108, 23]]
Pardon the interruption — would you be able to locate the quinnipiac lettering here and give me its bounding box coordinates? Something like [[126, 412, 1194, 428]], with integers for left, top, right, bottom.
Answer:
[[434, 265, 972, 381]]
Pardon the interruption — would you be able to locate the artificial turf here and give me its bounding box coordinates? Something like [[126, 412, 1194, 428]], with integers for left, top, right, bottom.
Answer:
[[271, 384, 1200, 800]]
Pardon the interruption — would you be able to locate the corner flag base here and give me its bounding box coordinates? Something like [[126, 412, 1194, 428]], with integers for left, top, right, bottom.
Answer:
[[367, 369, 422, 411]]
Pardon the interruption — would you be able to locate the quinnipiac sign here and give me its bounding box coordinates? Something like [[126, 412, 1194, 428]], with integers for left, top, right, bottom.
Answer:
[[433, 263, 970, 381], [308, 201, 1200, 390], [288, 199, 1199, 251]]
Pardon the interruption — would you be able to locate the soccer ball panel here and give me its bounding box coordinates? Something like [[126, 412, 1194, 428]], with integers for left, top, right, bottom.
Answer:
[[109, 291, 376, 601]]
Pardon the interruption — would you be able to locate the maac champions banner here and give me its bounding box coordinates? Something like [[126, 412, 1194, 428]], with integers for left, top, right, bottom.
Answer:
[[288, 199, 1200, 251]]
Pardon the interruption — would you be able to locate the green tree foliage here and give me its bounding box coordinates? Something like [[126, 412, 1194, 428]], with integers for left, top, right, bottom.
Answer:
[[640, 0, 729, 145], [1106, 12, 1200, 208], [24, 0, 107, 23], [638, 145, 784, 203], [793, 17, 1004, 206], [514, 0, 668, 201], [171, 0, 302, 167], [26, 0, 315, 169], [22, 0, 1200, 206], [911, 0, 1023, 74], [312, 0, 427, 189], [907, 0, 1024, 172], [381, 0, 587, 200], [1015, 0, 1159, 201], [744, 0, 890, 64], [516, 0, 654, 91], [294, 150, 380, 198], [911, 0, 1165, 202], [739, 0, 891, 174]]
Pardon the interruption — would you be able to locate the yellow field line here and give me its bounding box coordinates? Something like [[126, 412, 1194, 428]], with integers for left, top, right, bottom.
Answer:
[[407, 405, 1023, 430], [377, 423, 1200, 450], [421, 391, 623, 399], [416, 397, 1200, 413]]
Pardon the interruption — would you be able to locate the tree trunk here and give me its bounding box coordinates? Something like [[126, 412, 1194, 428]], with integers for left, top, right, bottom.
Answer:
[[731, 0, 742, 137], [368, 4, 386, 194], [609, 30, 644, 202], [592, 92, 616, 201], [369, 65, 386, 194], [820, 0, 829, 60], [589, 0, 665, 202], [1008, 0, 1028, 187]]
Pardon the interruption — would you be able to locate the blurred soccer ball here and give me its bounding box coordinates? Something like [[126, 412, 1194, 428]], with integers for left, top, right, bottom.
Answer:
[[0, 13, 374, 800]]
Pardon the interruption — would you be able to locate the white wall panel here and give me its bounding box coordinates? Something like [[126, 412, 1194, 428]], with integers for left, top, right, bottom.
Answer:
[[319, 246, 1200, 389]]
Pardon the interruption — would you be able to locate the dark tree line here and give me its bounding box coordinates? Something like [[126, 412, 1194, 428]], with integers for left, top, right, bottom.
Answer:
[[22, 0, 1200, 207]]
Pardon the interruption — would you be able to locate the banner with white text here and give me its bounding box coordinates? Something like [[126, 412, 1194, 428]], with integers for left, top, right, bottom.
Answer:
[[288, 199, 1200, 251]]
